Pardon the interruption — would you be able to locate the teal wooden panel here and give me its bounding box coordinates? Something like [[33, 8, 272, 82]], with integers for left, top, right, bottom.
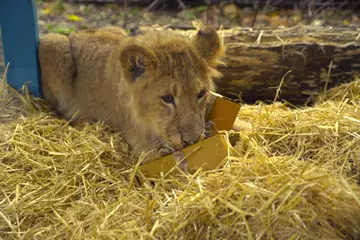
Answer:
[[0, 0, 42, 97]]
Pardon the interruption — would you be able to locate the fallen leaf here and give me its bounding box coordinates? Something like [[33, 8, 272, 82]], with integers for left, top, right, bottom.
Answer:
[[67, 14, 82, 22], [42, 8, 51, 15]]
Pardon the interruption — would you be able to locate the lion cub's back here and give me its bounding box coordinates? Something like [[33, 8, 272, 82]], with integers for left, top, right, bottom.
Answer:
[[67, 27, 128, 93], [69, 27, 126, 67], [50, 27, 129, 124]]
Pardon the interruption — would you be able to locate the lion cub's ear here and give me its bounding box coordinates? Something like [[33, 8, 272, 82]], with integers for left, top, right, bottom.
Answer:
[[119, 44, 158, 83], [192, 25, 225, 67]]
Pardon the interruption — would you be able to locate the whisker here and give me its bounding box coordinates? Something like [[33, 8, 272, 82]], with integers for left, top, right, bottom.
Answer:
[[142, 140, 167, 154], [145, 139, 166, 149], [204, 127, 217, 138], [131, 136, 164, 152]]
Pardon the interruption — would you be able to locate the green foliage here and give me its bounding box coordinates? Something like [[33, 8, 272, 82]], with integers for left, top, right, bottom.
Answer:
[[130, 7, 141, 17], [53, 0, 66, 14], [79, 24, 89, 30], [182, 5, 208, 20], [47, 24, 74, 35]]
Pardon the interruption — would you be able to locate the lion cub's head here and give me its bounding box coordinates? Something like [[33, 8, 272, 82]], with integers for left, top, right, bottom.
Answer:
[[119, 25, 225, 151]]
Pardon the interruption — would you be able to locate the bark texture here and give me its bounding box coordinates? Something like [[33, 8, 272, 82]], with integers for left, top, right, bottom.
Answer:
[[136, 25, 360, 105]]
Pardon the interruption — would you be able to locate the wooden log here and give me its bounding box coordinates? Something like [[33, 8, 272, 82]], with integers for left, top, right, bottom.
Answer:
[[135, 25, 360, 105], [65, 0, 360, 9]]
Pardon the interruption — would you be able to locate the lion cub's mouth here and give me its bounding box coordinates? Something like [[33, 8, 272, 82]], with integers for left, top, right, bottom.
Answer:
[[156, 135, 184, 156], [166, 131, 206, 151], [155, 127, 207, 157]]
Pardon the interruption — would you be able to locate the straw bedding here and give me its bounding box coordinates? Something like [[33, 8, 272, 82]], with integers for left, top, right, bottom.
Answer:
[[0, 77, 359, 239]]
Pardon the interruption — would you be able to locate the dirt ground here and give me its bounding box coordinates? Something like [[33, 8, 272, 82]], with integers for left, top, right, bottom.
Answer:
[[1, 0, 360, 77]]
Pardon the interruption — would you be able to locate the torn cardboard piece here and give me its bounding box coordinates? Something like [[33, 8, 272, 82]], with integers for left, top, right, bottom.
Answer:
[[136, 92, 241, 184], [206, 91, 242, 131], [137, 133, 229, 184]]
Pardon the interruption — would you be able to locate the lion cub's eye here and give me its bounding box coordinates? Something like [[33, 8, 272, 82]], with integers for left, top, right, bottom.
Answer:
[[197, 90, 206, 99], [161, 94, 175, 104]]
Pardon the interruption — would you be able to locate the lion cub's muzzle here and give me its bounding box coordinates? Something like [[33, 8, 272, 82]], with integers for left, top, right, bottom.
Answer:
[[179, 122, 204, 147], [181, 131, 202, 147]]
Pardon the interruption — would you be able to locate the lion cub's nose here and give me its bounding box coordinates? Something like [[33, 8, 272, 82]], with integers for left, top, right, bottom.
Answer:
[[181, 132, 202, 147], [182, 140, 194, 147]]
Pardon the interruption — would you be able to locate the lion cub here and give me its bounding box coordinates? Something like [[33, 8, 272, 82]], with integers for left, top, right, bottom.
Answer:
[[39, 25, 225, 161]]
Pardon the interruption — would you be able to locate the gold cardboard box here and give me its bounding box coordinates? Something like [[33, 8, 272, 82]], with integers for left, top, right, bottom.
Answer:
[[137, 134, 229, 181], [207, 92, 242, 131], [136, 93, 241, 184]]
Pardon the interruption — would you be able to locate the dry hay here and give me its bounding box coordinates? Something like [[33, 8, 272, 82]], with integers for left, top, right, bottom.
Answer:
[[0, 76, 360, 240]]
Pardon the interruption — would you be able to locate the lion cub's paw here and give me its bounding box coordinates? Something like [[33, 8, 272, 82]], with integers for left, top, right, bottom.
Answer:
[[173, 151, 189, 174], [157, 145, 189, 174], [157, 143, 175, 156]]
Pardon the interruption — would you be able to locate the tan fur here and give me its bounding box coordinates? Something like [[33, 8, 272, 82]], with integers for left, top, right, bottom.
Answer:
[[38, 25, 225, 160]]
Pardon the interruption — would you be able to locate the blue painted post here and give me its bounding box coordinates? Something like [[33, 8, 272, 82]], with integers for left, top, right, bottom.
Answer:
[[0, 0, 42, 97]]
